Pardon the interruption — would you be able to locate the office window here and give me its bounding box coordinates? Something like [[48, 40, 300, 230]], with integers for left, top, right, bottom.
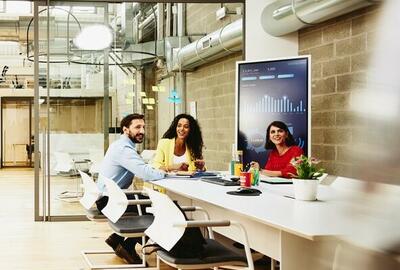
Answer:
[[54, 6, 96, 15], [72, 6, 96, 14], [1, 1, 32, 14]]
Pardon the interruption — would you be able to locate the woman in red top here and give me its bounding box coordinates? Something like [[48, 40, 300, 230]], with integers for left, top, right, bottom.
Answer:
[[251, 121, 303, 178]]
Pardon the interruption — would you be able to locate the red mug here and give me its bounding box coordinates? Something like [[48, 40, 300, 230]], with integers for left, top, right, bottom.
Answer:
[[240, 172, 251, 188]]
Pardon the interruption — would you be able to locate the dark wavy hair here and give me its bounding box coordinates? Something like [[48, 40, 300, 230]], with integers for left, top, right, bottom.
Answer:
[[265, 121, 296, 150], [162, 114, 204, 160]]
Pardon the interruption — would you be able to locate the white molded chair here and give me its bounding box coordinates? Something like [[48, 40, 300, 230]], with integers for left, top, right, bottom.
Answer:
[[81, 175, 155, 270], [56, 152, 90, 201], [54, 152, 75, 174], [144, 188, 255, 270], [79, 170, 102, 210], [101, 177, 151, 223], [141, 150, 156, 163]]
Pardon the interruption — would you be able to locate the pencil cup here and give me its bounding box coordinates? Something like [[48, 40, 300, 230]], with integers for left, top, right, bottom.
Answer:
[[240, 172, 251, 188]]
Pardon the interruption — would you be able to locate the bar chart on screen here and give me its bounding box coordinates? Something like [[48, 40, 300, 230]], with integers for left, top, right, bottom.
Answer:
[[243, 94, 307, 114]]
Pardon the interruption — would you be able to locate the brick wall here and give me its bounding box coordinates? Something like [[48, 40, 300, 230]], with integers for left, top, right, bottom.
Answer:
[[185, 3, 243, 170], [186, 3, 242, 36], [186, 53, 242, 170], [299, 5, 381, 176]]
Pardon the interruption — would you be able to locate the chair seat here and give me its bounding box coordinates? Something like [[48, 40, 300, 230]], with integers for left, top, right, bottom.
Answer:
[[157, 238, 248, 265], [108, 215, 154, 234], [85, 208, 139, 221]]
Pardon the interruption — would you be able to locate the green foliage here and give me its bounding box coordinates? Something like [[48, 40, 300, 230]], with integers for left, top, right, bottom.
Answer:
[[290, 155, 324, 180]]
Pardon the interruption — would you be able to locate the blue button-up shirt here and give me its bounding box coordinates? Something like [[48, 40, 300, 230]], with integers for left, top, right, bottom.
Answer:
[[97, 134, 165, 191]]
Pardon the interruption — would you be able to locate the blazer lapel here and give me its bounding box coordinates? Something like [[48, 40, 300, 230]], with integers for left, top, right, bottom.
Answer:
[[168, 138, 175, 166]]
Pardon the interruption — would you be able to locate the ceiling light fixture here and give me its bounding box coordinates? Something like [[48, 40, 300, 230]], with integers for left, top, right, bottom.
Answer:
[[73, 24, 113, 50]]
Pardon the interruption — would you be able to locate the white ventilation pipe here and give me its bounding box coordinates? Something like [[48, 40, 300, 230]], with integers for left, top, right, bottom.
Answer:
[[173, 18, 242, 71], [261, 0, 381, 36], [138, 5, 158, 30]]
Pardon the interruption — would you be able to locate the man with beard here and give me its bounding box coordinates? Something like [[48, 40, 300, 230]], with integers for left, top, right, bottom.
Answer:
[[96, 113, 165, 264]]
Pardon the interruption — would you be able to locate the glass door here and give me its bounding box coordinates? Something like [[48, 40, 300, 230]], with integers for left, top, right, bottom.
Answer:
[[1, 98, 33, 167], [33, 0, 195, 221], [34, 1, 111, 221]]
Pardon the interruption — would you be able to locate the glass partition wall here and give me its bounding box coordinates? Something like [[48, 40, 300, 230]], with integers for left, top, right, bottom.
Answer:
[[34, 2, 118, 220], [32, 0, 244, 221]]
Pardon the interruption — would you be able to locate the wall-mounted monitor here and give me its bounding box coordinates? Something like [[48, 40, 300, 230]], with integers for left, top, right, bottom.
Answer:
[[236, 56, 311, 167]]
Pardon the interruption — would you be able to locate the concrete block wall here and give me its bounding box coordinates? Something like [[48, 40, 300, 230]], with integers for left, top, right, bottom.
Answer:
[[186, 53, 242, 170], [298, 5, 381, 176], [185, 3, 243, 170], [186, 3, 242, 36]]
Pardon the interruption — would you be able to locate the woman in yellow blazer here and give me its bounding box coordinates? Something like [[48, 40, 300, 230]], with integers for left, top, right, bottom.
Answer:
[[152, 114, 205, 172]]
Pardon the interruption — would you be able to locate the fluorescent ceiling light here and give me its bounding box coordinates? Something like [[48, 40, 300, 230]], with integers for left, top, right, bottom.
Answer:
[[73, 24, 113, 50], [146, 105, 154, 110], [148, 98, 155, 105], [140, 91, 147, 97]]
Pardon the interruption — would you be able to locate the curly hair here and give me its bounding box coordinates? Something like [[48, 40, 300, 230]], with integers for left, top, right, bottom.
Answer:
[[162, 114, 204, 160], [265, 121, 296, 150]]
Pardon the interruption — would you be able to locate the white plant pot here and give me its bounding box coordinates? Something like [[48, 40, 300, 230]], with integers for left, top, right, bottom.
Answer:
[[293, 179, 319, 201]]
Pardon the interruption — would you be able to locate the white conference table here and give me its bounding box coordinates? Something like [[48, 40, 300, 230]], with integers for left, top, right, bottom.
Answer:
[[152, 177, 350, 270]]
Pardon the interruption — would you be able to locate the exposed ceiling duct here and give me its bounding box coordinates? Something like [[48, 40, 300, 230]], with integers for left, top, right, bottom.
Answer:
[[171, 18, 242, 71], [261, 0, 381, 36]]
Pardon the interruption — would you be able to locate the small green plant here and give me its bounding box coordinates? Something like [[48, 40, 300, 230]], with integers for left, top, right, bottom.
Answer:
[[290, 155, 324, 180]]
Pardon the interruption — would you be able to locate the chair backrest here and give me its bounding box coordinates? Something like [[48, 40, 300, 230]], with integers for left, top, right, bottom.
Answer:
[[144, 188, 186, 251], [88, 149, 104, 174], [101, 175, 128, 223], [53, 151, 73, 172], [141, 149, 156, 163], [79, 170, 102, 210]]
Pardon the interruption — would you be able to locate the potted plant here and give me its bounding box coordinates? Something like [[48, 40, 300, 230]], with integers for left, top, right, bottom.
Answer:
[[290, 155, 324, 201]]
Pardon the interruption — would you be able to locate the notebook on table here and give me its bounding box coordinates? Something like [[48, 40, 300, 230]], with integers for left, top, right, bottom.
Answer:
[[260, 175, 293, 184], [167, 171, 219, 178]]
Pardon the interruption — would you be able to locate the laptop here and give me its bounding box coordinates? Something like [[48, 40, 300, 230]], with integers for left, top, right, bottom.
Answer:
[[201, 177, 240, 186], [167, 171, 220, 179]]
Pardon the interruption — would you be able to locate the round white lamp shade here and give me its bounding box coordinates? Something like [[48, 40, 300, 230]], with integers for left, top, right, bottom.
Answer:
[[73, 24, 113, 50]]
